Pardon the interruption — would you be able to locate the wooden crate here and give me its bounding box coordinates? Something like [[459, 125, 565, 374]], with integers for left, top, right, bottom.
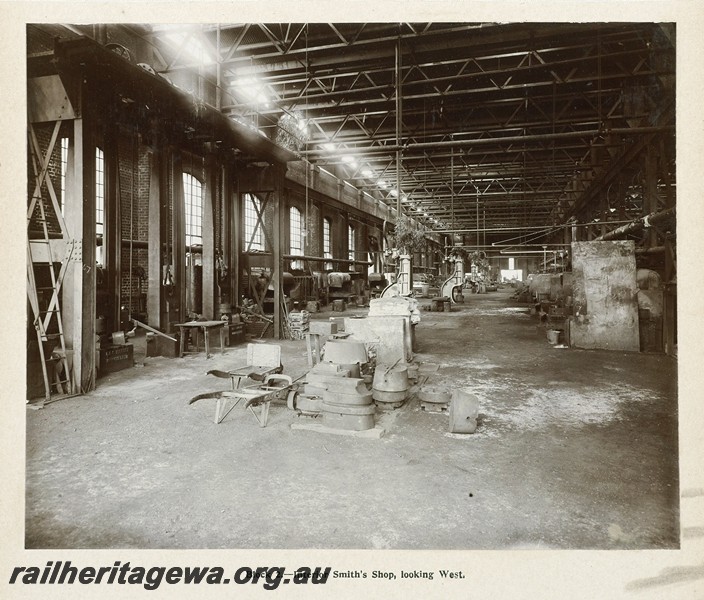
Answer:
[[99, 344, 134, 375]]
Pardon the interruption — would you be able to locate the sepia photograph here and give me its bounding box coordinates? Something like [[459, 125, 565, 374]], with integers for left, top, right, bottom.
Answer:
[[3, 3, 703, 599]]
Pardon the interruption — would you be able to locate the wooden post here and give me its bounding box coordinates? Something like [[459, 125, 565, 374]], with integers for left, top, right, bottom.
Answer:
[[63, 114, 97, 393]]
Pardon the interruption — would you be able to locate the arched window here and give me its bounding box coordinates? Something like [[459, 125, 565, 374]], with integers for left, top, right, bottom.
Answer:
[[348, 224, 356, 271], [323, 217, 333, 270], [243, 193, 264, 251], [183, 173, 203, 247], [289, 206, 304, 270]]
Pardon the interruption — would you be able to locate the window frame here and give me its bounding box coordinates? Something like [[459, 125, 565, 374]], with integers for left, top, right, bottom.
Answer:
[[183, 172, 204, 248], [289, 205, 304, 270], [348, 223, 356, 271], [243, 193, 265, 252], [60, 137, 68, 214], [95, 147, 104, 237], [323, 217, 333, 270]]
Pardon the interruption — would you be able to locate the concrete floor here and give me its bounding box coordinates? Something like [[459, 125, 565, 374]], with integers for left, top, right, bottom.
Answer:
[[25, 288, 679, 549]]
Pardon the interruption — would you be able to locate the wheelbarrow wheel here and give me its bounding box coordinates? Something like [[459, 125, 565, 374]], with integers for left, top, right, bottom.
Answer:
[[287, 389, 298, 410]]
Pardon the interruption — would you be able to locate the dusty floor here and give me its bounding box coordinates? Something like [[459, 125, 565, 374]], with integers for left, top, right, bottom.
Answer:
[[25, 288, 679, 549]]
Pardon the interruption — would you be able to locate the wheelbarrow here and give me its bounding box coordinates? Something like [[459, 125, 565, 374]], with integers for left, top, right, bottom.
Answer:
[[189, 374, 296, 427]]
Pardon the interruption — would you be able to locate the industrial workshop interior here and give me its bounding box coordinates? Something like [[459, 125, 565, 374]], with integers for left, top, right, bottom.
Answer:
[[25, 22, 677, 550]]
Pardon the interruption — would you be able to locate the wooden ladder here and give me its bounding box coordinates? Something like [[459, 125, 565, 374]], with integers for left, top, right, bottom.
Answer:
[[27, 122, 74, 402]]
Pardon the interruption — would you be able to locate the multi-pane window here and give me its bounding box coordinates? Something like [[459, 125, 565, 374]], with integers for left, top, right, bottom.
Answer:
[[348, 224, 356, 270], [95, 147, 104, 267], [289, 206, 304, 270], [60, 137, 68, 213], [183, 173, 203, 247], [323, 217, 333, 270], [95, 147, 104, 236], [243, 193, 264, 251]]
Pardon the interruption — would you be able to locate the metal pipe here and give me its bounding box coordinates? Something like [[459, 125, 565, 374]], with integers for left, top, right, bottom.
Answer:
[[592, 207, 675, 241], [216, 25, 222, 110], [283, 253, 372, 266], [395, 35, 402, 219], [439, 219, 634, 235], [301, 126, 673, 156]]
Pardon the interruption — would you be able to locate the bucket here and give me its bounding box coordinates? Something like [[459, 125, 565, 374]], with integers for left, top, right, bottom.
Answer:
[[547, 329, 561, 345], [111, 331, 126, 345]]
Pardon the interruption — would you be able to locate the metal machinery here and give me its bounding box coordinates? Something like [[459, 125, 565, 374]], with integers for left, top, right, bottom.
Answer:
[[441, 257, 465, 304], [326, 271, 365, 304], [368, 273, 388, 299], [396, 254, 412, 296]]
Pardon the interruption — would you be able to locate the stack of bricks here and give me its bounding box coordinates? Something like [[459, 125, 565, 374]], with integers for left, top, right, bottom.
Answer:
[[287, 310, 310, 340]]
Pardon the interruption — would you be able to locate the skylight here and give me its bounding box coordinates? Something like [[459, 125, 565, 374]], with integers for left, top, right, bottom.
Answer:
[[231, 76, 271, 107], [152, 25, 216, 65]]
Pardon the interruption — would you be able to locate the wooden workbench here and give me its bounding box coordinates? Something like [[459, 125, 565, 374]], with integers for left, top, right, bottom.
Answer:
[[175, 320, 226, 359]]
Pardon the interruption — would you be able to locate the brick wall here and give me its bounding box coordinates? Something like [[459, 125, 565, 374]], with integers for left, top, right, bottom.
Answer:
[[28, 122, 68, 237], [118, 134, 150, 316]]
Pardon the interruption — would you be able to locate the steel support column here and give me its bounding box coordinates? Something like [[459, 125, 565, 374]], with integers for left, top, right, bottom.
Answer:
[[147, 144, 164, 330], [202, 152, 216, 318], [104, 124, 121, 333], [63, 114, 97, 394]]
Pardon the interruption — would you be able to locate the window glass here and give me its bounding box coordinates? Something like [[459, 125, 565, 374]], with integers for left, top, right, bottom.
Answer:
[[183, 173, 203, 247], [244, 193, 264, 251], [290, 206, 304, 269], [323, 217, 333, 270]]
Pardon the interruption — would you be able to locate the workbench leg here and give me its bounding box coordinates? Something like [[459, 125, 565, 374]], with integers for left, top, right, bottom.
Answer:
[[178, 328, 185, 358], [204, 328, 210, 358], [220, 326, 225, 354]]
